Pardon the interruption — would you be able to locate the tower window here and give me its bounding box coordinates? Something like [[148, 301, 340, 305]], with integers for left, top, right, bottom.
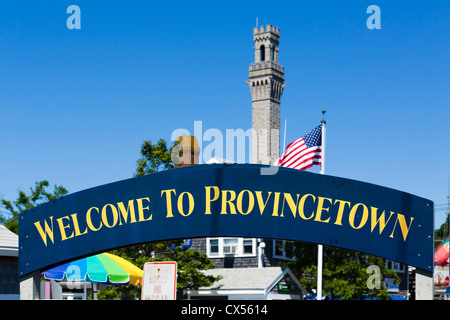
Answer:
[[260, 45, 265, 61]]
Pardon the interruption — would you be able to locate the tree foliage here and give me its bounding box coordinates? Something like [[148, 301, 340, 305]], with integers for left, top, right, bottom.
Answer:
[[282, 241, 401, 300], [435, 213, 449, 249], [135, 139, 176, 177], [0, 180, 68, 234]]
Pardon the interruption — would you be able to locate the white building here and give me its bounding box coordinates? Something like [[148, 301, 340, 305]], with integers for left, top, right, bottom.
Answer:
[[0, 225, 19, 300], [187, 267, 305, 300]]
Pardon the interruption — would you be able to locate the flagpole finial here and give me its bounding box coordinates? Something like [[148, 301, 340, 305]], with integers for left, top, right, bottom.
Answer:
[[321, 109, 326, 124]]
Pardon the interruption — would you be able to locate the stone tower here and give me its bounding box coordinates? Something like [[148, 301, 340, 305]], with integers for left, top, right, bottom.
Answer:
[[248, 24, 285, 164]]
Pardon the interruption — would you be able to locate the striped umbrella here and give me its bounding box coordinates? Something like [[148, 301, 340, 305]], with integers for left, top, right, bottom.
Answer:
[[434, 241, 449, 266], [43, 252, 143, 286]]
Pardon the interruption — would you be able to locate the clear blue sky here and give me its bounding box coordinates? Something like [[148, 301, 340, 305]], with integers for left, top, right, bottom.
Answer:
[[0, 1, 449, 228]]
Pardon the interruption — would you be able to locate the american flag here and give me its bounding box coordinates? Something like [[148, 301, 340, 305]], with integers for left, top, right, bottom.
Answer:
[[273, 125, 323, 170]]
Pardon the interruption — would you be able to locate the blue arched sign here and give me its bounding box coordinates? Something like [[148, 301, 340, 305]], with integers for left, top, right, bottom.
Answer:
[[19, 164, 434, 277]]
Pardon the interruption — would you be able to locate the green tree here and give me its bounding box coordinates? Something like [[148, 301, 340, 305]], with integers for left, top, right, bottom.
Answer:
[[0, 180, 68, 234], [435, 214, 449, 249], [135, 139, 177, 177], [282, 242, 400, 300], [99, 139, 220, 300]]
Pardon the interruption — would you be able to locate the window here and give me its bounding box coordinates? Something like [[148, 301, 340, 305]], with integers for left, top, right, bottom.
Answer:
[[207, 238, 256, 257], [260, 45, 265, 61], [243, 239, 253, 254], [386, 259, 405, 273], [223, 238, 238, 254], [209, 239, 219, 256], [273, 240, 295, 260], [0, 257, 19, 295]]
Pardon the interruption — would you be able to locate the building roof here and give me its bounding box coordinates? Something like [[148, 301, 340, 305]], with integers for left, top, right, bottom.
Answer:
[[206, 157, 234, 164], [0, 224, 18, 257], [199, 267, 303, 293]]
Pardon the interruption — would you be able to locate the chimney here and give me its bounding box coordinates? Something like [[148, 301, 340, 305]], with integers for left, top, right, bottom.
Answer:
[[174, 135, 200, 167]]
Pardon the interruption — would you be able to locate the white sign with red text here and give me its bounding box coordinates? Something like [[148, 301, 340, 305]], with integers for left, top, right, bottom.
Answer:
[[141, 261, 177, 300]]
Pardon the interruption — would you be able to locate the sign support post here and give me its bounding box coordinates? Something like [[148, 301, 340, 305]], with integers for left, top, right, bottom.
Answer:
[[20, 270, 40, 300], [416, 268, 433, 300], [415, 204, 434, 300]]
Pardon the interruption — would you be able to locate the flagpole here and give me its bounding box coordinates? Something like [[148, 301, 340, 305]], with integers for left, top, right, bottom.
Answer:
[[317, 110, 326, 300], [320, 113, 326, 175]]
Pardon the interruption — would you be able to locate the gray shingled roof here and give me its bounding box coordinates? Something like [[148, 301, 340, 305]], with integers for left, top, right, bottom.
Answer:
[[200, 267, 298, 291], [0, 225, 18, 257]]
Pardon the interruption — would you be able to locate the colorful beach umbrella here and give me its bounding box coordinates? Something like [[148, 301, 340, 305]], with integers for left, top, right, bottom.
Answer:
[[43, 252, 143, 285], [434, 241, 449, 266]]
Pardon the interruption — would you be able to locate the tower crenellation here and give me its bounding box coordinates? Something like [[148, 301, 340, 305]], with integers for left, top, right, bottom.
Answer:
[[253, 24, 280, 36]]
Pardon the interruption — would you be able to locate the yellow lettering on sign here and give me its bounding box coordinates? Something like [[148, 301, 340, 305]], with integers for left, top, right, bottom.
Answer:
[[314, 197, 333, 223], [117, 200, 138, 224], [333, 199, 351, 226], [57, 216, 74, 241], [349, 203, 369, 229], [255, 191, 272, 215], [136, 197, 152, 221], [177, 192, 194, 216], [389, 213, 414, 241], [102, 204, 119, 228], [280, 193, 300, 218], [236, 190, 255, 215], [370, 208, 395, 235], [298, 194, 316, 220], [161, 189, 177, 218], [34, 217, 55, 247], [272, 192, 281, 217], [71, 213, 88, 237], [86, 207, 102, 231], [221, 190, 237, 214], [205, 186, 220, 214], [29, 186, 418, 249]]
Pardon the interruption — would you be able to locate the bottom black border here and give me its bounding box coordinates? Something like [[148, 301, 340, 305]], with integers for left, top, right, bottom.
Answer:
[[0, 299, 439, 318]]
